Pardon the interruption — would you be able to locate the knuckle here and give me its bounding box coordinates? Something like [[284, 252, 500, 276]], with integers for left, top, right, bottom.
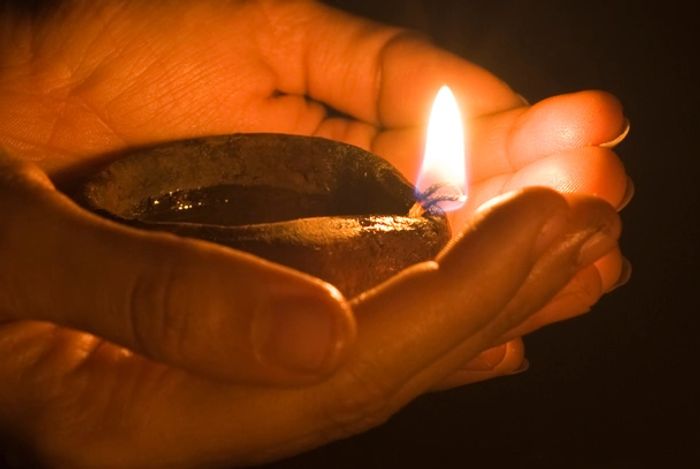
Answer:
[[0, 329, 96, 461], [570, 266, 603, 305], [0, 155, 54, 192], [126, 255, 188, 361], [320, 358, 399, 437], [500, 341, 525, 372]]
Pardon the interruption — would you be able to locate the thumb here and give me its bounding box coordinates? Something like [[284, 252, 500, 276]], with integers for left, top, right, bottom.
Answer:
[[0, 154, 356, 384]]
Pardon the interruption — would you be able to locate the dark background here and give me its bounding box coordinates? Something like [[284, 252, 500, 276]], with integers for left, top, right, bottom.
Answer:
[[0, 0, 696, 467], [266, 1, 699, 467]]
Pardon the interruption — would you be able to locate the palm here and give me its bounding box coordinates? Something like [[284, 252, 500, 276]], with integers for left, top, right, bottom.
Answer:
[[0, 1, 628, 465], [1, 2, 626, 216]]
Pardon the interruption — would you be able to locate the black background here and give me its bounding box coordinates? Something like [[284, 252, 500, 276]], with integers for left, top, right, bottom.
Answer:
[[0, 0, 697, 467], [266, 1, 700, 467]]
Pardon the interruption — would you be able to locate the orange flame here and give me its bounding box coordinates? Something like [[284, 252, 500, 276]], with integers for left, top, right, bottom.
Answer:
[[415, 85, 468, 213]]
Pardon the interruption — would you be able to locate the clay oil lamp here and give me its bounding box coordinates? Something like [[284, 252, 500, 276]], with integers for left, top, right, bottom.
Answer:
[[79, 86, 467, 298]]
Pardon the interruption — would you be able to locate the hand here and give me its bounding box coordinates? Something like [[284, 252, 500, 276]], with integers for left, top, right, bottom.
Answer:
[[0, 0, 628, 466]]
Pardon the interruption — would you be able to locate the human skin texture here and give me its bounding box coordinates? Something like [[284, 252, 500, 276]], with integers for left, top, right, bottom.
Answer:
[[0, 1, 629, 466]]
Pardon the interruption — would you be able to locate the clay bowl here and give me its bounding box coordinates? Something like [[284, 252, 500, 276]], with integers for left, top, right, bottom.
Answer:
[[80, 133, 450, 297]]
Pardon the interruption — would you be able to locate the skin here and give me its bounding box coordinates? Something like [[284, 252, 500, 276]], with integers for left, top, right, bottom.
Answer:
[[0, 0, 630, 466]]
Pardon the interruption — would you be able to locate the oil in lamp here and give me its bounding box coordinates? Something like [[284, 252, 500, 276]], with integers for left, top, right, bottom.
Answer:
[[79, 86, 467, 298]]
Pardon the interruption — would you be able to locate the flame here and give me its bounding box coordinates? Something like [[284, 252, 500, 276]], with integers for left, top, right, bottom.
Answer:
[[415, 85, 467, 213]]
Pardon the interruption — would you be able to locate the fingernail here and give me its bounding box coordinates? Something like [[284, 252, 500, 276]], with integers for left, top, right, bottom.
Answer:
[[533, 209, 570, 258], [617, 176, 635, 211], [252, 296, 349, 375], [474, 191, 518, 215], [508, 358, 530, 375], [600, 118, 631, 148], [516, 93, 530, 106], [606, 257, 632, 293], [577, 227, 618, 267], [464, 345, 508, 371]]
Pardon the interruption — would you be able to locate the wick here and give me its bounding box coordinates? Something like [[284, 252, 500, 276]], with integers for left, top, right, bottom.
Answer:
[[408, 201, 426, 218], [409, 183, 464, 217]]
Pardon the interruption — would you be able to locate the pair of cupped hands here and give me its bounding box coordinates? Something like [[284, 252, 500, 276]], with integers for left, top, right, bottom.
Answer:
[[0, 1, 632, 467]]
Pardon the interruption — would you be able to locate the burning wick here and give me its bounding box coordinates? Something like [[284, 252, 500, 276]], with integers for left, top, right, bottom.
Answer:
[[409, 182, 466, 217], [409, 85, 468, 218]]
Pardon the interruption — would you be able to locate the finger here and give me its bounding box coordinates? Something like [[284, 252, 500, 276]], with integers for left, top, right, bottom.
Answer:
[[470, 91, 627, 180], [457, 192, 624, 328], [346, 188, 568, 382], [504, 263, 602, 340], [0, 322, 523, 465], [503, 247, 626, 339], [605, 254, 632, 293], [372, 90, 627, 183], [0, 154, 356, 385], [232, 190, 618, 460], [14, 189, 621, 466], [309, 190, 618, 432], [395, 196, 617, 388], [447, 146, 628, 233], [267, 2, 521, 127], [456, 198, 623, 341], [314, 116, 629, 247], [503, 147, 627, 205], [430, 339, 527, 391], [0, 321, 172, 466], [596, 247, 624, 292], [75, 188, 572, 465]]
